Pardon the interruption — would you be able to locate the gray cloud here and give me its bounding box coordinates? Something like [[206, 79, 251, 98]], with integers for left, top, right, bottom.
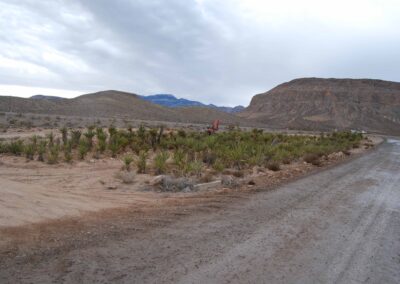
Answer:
[[1, 0, 400, 106]]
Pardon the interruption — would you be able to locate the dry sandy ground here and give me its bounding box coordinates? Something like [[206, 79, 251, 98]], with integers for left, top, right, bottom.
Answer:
[[0, 136, 379, 228], [0, 135, 387, 283]]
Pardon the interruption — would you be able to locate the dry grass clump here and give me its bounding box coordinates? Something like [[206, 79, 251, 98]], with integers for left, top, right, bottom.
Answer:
[[117, 171, 135, 184], [267, 161, 280, 171]]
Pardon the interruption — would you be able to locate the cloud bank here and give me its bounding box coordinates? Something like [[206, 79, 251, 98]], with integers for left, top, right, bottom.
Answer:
[[1, 0, 400, 106]]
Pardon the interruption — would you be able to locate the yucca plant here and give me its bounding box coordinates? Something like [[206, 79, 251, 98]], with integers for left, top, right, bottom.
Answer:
[[122, 155, 134, 171], [136, 151, 148, 174], [154, 151, 169, 175], [47, 132, 54, 147], [47, 144, 60, 164], [84, 128, 95, 149], [24, 143, 35, 160], [60, 127, 68, 145], [63, 141, 73, 163], [37, 141, 47, 162], [78, 139, 89, 160], [71, 130, 81, 148]]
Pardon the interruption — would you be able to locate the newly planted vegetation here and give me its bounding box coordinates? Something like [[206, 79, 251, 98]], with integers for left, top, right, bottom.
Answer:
[[0, 126, 364, 185]]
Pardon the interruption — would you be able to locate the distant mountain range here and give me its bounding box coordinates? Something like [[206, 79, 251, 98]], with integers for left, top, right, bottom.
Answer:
[[0, 90, 250, 126], [139, 94, 245, 113]]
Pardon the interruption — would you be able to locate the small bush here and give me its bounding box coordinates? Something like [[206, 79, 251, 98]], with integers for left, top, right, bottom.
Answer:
[[303, 153, 319, 164], [71, 130, 81, 148], [60, 127, 68, 145], [122, 155, 134, 171], [117, 171, 135, 184], [37, 141, 47, 162], [9, 140, 24, 155], [47, 145, 60, 164], [136, 151, 148, 174], [78, 139, 89, 160], [212, 159, 225, 173], [63, 142, 73, 163], [267, 161, 280, 171], [154, 151, 169, 175], [24, 143, 36, 160]]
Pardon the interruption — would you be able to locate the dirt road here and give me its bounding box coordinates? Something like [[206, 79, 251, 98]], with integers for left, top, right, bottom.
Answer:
[[1, 139, 399, 283]]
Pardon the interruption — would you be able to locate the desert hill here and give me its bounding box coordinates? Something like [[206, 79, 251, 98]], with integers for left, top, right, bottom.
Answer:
[[239, 78, 400, 134], [0, 90, 248, 126]]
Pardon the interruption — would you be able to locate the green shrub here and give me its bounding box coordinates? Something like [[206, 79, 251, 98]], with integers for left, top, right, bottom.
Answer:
[[60, 127, 68, 145], [47, 132, 54, 147], [24, 143, 36, 160], [136, 151, 148, 174], [63, 141, 73, 163], [47, 145, 60, 164], [212, 159, 225, 173], [37, 141, 47, 162], [154, 151, 169, 175], [122, 155, 134, 171], [78, 139, 89, 160], [84, 128, 95, 149], [9, 140, 24, 155], [71, 130, 81, 148]]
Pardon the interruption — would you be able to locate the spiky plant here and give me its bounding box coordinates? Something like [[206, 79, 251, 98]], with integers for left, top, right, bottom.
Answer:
[[136, 151, 148, 174], [122, 155, 134, 171], [154, 151, 169, 175]]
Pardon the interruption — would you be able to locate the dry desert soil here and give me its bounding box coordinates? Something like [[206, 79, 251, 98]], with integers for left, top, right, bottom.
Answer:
[[1, 134, 399, 284]]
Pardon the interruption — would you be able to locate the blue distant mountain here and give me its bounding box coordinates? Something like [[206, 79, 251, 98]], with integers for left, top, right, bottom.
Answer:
[[139, 94, 244, 113]]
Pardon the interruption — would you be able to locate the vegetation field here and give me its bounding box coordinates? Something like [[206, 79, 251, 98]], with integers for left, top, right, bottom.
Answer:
[[0, 126, 365, 188]]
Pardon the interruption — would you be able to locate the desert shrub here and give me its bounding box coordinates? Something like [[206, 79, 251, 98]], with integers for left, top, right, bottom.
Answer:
[[60, 127, 68, 145], [6, 140, 24, 155], [37, 141, 47, 161], [117, 171, 135, 184], [136, 151, 148, 174], [159, 176, 194, 192], [122, 155, 134, 171], [47, 145, 60, 164], [267, 161, 280, 171], [177, 129, 186, 138], [96, 129, 107, 153], [30, 135, 39, 147], [78, 139, 89, 160], [137, 124, 146, 142], [212, 159, 225, 173], [154, 151, 169, 175], [303, 153, 319, 164], [47, 132, 54, 147], [173, 149, 186, 175], [63, 141, 73, 163], [202, 150, 216, 166], [24, 143, 36, 160], [108, 134, 127, 157], [108, 125, 117, 137], [84, 127, 95, 149], [186, 160, 203, 177], [149, 128, 158, 149], [71, 130, 81, 148]]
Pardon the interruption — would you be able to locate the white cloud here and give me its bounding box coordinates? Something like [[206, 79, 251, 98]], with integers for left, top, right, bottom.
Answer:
[[0, 0, 399, 106]]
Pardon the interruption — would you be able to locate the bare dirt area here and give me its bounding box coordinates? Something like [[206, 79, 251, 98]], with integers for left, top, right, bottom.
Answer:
[[0, 133, 389, 283]]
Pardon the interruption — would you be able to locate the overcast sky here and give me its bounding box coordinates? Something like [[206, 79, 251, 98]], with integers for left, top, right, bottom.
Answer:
[[1, 0, 400, 106]]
